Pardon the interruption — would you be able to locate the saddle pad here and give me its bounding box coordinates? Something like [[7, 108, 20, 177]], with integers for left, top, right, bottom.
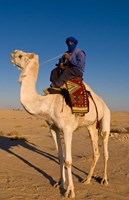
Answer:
[[66, 78, 89, 114]]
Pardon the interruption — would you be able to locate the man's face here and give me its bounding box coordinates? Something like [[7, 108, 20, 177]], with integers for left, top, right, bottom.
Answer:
[[67, 41, 74, 45]]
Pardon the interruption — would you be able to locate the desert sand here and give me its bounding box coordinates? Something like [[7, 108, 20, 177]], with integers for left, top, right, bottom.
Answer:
[[0, 109, 129, 200]]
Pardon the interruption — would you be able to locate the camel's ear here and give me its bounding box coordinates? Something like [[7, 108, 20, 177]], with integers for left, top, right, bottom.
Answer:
[[29, 54, 35, 59]]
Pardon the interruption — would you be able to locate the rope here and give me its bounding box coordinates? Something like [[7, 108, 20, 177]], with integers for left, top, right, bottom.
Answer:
[[39, 53, 64, 66]]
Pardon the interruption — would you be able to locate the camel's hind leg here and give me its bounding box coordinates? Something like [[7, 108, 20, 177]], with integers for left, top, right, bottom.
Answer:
[[82, 123, 100, 185], [100, 110, 110, 185], [101, 131, 109, 185]]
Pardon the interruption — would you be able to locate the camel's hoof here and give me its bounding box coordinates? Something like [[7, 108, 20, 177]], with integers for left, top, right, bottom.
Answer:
[[54, 182, 60, 188], [43, 88, 50, 95], [54, 180, 64, 189], [64, 189, 75, 198], [81, 178, 90, 185], [101, 178, 108, 185]]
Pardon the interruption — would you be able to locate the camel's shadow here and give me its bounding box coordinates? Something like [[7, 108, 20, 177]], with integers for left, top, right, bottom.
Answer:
[[0, 136, 59, 186], [0, 136, 101, 194]]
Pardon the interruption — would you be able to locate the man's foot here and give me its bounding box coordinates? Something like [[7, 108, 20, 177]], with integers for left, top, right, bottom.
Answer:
[[43, 88, 50, 95], [43, 87, 61, 95]]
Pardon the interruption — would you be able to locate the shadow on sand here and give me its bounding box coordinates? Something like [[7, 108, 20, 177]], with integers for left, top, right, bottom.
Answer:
[[0, 136, 59, 185], [0, 135, 101, 195]]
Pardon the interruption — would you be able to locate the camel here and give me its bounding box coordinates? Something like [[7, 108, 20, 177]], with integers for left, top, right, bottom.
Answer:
[[10, 50, 110, 198]]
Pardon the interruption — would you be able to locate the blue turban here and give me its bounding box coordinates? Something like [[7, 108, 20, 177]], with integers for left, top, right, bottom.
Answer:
[[66, 36, 78, 45]]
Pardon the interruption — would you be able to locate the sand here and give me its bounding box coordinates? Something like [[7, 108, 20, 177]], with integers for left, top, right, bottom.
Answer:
[[0, 110, 129, 200]]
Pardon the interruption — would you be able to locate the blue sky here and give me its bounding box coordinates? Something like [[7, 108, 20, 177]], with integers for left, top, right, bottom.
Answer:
[[0, 0, 129, 111]]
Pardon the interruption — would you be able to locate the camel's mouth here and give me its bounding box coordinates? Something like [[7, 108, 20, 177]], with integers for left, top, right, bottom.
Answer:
[[10, 52, 22, 69], [10, 58, 15, 64], [10, 52, 16, 64], [10, 57, 20, 68]]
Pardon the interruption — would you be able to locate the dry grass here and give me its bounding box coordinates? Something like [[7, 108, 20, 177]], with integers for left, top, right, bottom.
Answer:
[[110, 127, 129, 134], [126, 127, 129, 132], [0, 130, 4, 136], [7, 131, 28, 142], [41, 124, 48, 128]]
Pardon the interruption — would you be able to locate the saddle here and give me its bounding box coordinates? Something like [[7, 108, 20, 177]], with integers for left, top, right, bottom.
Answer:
[[43, 77, 89, 115]]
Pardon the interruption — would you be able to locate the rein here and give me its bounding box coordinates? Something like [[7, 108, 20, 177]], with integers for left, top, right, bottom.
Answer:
[[40, 53, 64, 66]]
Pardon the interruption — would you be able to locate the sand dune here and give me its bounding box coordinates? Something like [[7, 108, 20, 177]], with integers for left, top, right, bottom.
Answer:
[[0, 110, 129, 200]]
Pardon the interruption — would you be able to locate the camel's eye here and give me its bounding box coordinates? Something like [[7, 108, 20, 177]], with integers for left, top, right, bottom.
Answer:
[[19, 55, 22, 59]]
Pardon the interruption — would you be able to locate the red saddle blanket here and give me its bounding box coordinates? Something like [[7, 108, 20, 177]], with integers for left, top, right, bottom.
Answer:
[[66, 77, 89, 114]]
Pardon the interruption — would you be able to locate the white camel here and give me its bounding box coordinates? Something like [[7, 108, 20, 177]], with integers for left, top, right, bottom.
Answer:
[[10, 50, 110, 198]]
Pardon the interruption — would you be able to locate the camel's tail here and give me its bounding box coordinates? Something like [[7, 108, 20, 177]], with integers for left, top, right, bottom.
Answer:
[[99, 106, 110, 138], [87, 91, 99, 129]]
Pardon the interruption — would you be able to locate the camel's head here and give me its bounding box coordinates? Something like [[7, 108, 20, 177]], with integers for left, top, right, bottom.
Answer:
[[10, 50, 39, 82], [10, 50, 37, 70]]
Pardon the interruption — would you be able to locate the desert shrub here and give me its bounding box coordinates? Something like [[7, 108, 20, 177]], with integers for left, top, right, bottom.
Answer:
[[41, 124, 48, 128], [7, 131, 28, 141], [0, 130, 4, 136], [15, 125, 22, 128], [110, 127, 127, 134], [110, 128, 121, 133], [125, 127, 129, 133]]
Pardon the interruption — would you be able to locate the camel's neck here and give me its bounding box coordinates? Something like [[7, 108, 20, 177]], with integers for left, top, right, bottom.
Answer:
[[20, 60, 44, 115]]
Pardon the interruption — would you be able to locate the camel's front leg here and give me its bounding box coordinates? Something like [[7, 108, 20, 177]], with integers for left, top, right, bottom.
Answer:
[[64, 130, 75, 198], [51, 128, 65, 188], [82, 125, 100, 185]]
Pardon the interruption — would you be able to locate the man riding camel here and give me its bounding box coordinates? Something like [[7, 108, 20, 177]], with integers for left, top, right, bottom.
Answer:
[[50, 36, 86, 88]]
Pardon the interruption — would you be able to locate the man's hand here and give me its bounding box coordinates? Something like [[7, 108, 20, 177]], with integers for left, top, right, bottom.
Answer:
[[59, 63, 66, 69], [64, 53, 70, 59]]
